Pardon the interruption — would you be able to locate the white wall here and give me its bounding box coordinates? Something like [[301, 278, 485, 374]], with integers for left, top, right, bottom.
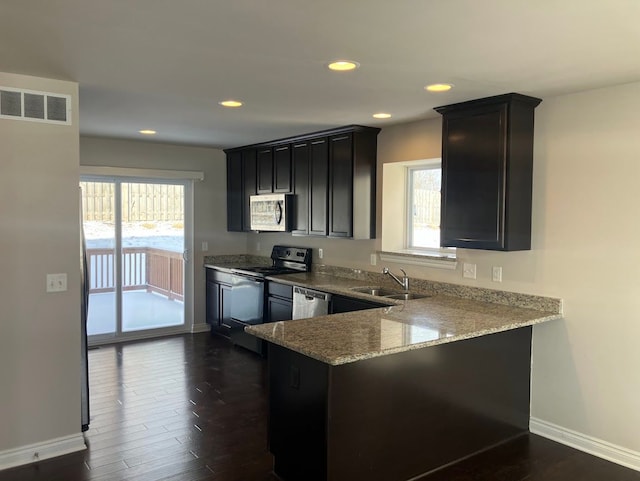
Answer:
[[250, 83, 640, 458], [0, 73, 81, 454], [79, 136, 247, 328], [528, 84, 640, 453]]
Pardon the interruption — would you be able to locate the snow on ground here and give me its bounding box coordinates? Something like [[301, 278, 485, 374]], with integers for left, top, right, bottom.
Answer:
[[83, 221, 184, 252]]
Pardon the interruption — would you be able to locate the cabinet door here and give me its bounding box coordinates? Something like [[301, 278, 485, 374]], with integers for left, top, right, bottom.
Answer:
[[242, 149, 257, 231], [226, 151, 243, 232], [220, 283, 233, 332], [309, 138, 328, 236], [257, 148, 274, 194], [267, 297, 293, 323], [440, 105, 506, 249], [291, 142, 310, 235], [328, 134, 353, 237], [206, 281, 220, 325], [273, 145, 292, 193]]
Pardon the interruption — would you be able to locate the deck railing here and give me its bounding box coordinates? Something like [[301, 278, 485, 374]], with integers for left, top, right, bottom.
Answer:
[[87, 247, 184, 301]]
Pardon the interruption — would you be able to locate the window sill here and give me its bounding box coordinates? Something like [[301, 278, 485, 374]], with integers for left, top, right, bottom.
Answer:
[[378, 250, 458, 270]]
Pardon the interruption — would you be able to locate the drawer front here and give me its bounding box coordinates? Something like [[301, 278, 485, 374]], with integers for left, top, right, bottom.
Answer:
[[268, 281, 293, 300]]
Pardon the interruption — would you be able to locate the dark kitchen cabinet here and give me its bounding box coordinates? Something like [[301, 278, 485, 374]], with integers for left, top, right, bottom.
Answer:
[[327, 129, 378, 239], [205, 279, 219, 325], [273, 145, 292, 193], [206, 268, 233, 338], [226, 151, 243, 232], [226, 149, 256, 232], [257, 145, 292, 194], [330, 294, 387, 314], [242, 149, 257, 231], [267, 281, 293, 322], [309, 138, 329, 236], [225, 125, 379, 239], [257, 148, 274, 194], [291, 142, 310, 235], [435, 93, 541, 251], [328, 134, 352, 237]]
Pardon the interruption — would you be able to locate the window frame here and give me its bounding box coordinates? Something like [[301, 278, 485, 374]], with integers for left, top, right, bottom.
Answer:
[[405, 160, 456, 257], [380, 157, 456, 270]]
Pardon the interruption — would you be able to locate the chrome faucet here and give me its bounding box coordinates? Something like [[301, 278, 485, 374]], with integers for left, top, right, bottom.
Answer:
[[382, 267, 410, 292]]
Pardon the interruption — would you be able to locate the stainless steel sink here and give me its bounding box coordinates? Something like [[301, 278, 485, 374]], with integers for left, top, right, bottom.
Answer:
[[384, 292, 429, 300], [349, 286, 429, 300], [349, 286, 399, 296]]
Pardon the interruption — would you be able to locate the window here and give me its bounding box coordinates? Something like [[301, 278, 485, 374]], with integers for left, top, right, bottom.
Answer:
[[407, 164, 442, 250], [380, 158, 456, 269]]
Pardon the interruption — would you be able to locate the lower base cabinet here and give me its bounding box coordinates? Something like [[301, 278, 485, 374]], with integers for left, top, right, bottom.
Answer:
[[267, 326, 533, 481], [206, 268, 232, 338], [267, 281, 293, 322]]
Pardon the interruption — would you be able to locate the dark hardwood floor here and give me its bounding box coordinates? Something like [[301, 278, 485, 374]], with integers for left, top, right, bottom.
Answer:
[[1, 333, 638, 481]]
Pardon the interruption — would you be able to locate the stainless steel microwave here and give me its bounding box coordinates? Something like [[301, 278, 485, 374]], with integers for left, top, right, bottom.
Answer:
[[250, 194, 292, 231]]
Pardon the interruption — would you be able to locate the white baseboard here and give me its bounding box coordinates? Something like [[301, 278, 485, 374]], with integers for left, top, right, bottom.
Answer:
[[530, 417, 640, 472], [0, 433, 86, 471], [191, 323, 211, 334]]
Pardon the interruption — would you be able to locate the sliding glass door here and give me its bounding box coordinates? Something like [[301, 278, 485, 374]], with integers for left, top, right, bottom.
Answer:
[[81, 177, 190, 342]]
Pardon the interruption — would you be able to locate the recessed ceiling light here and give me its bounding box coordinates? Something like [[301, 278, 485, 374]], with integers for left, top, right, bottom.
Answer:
[[373, 113, 392, 119], [219, 100, 243, 107], [425, 83, 454, 93], [139, 129, 157, 135], [327, 60, 360, 71]]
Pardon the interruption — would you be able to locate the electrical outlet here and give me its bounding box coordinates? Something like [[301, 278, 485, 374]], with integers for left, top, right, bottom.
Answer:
[[370, 253, 377, 266], [256, 242, 261, 252], [46, 273, 67, 292], [492, 266, 503, 282], [462, 263, 476, 280], [318, 248, 324, 259], [201, 241, 208, 252]]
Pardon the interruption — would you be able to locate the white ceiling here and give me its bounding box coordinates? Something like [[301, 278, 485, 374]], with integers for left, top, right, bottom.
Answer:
[[1, 0, 639, 149]]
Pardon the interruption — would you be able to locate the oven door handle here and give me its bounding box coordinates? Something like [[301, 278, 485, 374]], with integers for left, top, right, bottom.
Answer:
[[231, 272, 266, 282]]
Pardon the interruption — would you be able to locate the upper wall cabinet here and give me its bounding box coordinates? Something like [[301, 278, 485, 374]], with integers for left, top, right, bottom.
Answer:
[[273, 145, 292, 193], [435, 93, 542, 251], [225, 149, 256, 232], [225, 125, 379, 239], [256, 147, 274, 194], [226, 151, 243, 232], [256, 145, 292, 194]]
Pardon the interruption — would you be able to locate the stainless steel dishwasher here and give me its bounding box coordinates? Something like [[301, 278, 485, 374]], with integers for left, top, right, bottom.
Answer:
[[292, 286, 331, 320]]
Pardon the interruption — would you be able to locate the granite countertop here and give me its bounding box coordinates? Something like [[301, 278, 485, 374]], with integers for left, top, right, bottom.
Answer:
[[204, 259, 562, 366], [245, 271, 562, 366], [204, 254, 272, 273]]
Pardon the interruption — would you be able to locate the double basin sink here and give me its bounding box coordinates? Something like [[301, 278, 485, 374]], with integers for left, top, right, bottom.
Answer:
[[349, 286, 429, 301]]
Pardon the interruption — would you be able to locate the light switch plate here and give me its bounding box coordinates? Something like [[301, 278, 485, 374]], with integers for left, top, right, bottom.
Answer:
[[462, 263, 477, 279], [201, 241, 209, 252], [46, 273, 67, 292]]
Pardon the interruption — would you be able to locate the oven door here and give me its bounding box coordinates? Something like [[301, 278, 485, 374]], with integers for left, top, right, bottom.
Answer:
[[230, 272, 265, 354]]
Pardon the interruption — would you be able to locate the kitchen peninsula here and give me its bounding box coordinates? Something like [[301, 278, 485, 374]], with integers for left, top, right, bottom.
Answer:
[[246, 273, 562, 481]]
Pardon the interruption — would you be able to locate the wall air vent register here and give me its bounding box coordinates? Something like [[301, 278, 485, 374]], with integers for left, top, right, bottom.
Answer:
[[0, 87, 71, 125]]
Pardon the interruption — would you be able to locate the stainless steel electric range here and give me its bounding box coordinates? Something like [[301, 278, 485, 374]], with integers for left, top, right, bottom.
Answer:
[[228, 245, 312, 354]]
